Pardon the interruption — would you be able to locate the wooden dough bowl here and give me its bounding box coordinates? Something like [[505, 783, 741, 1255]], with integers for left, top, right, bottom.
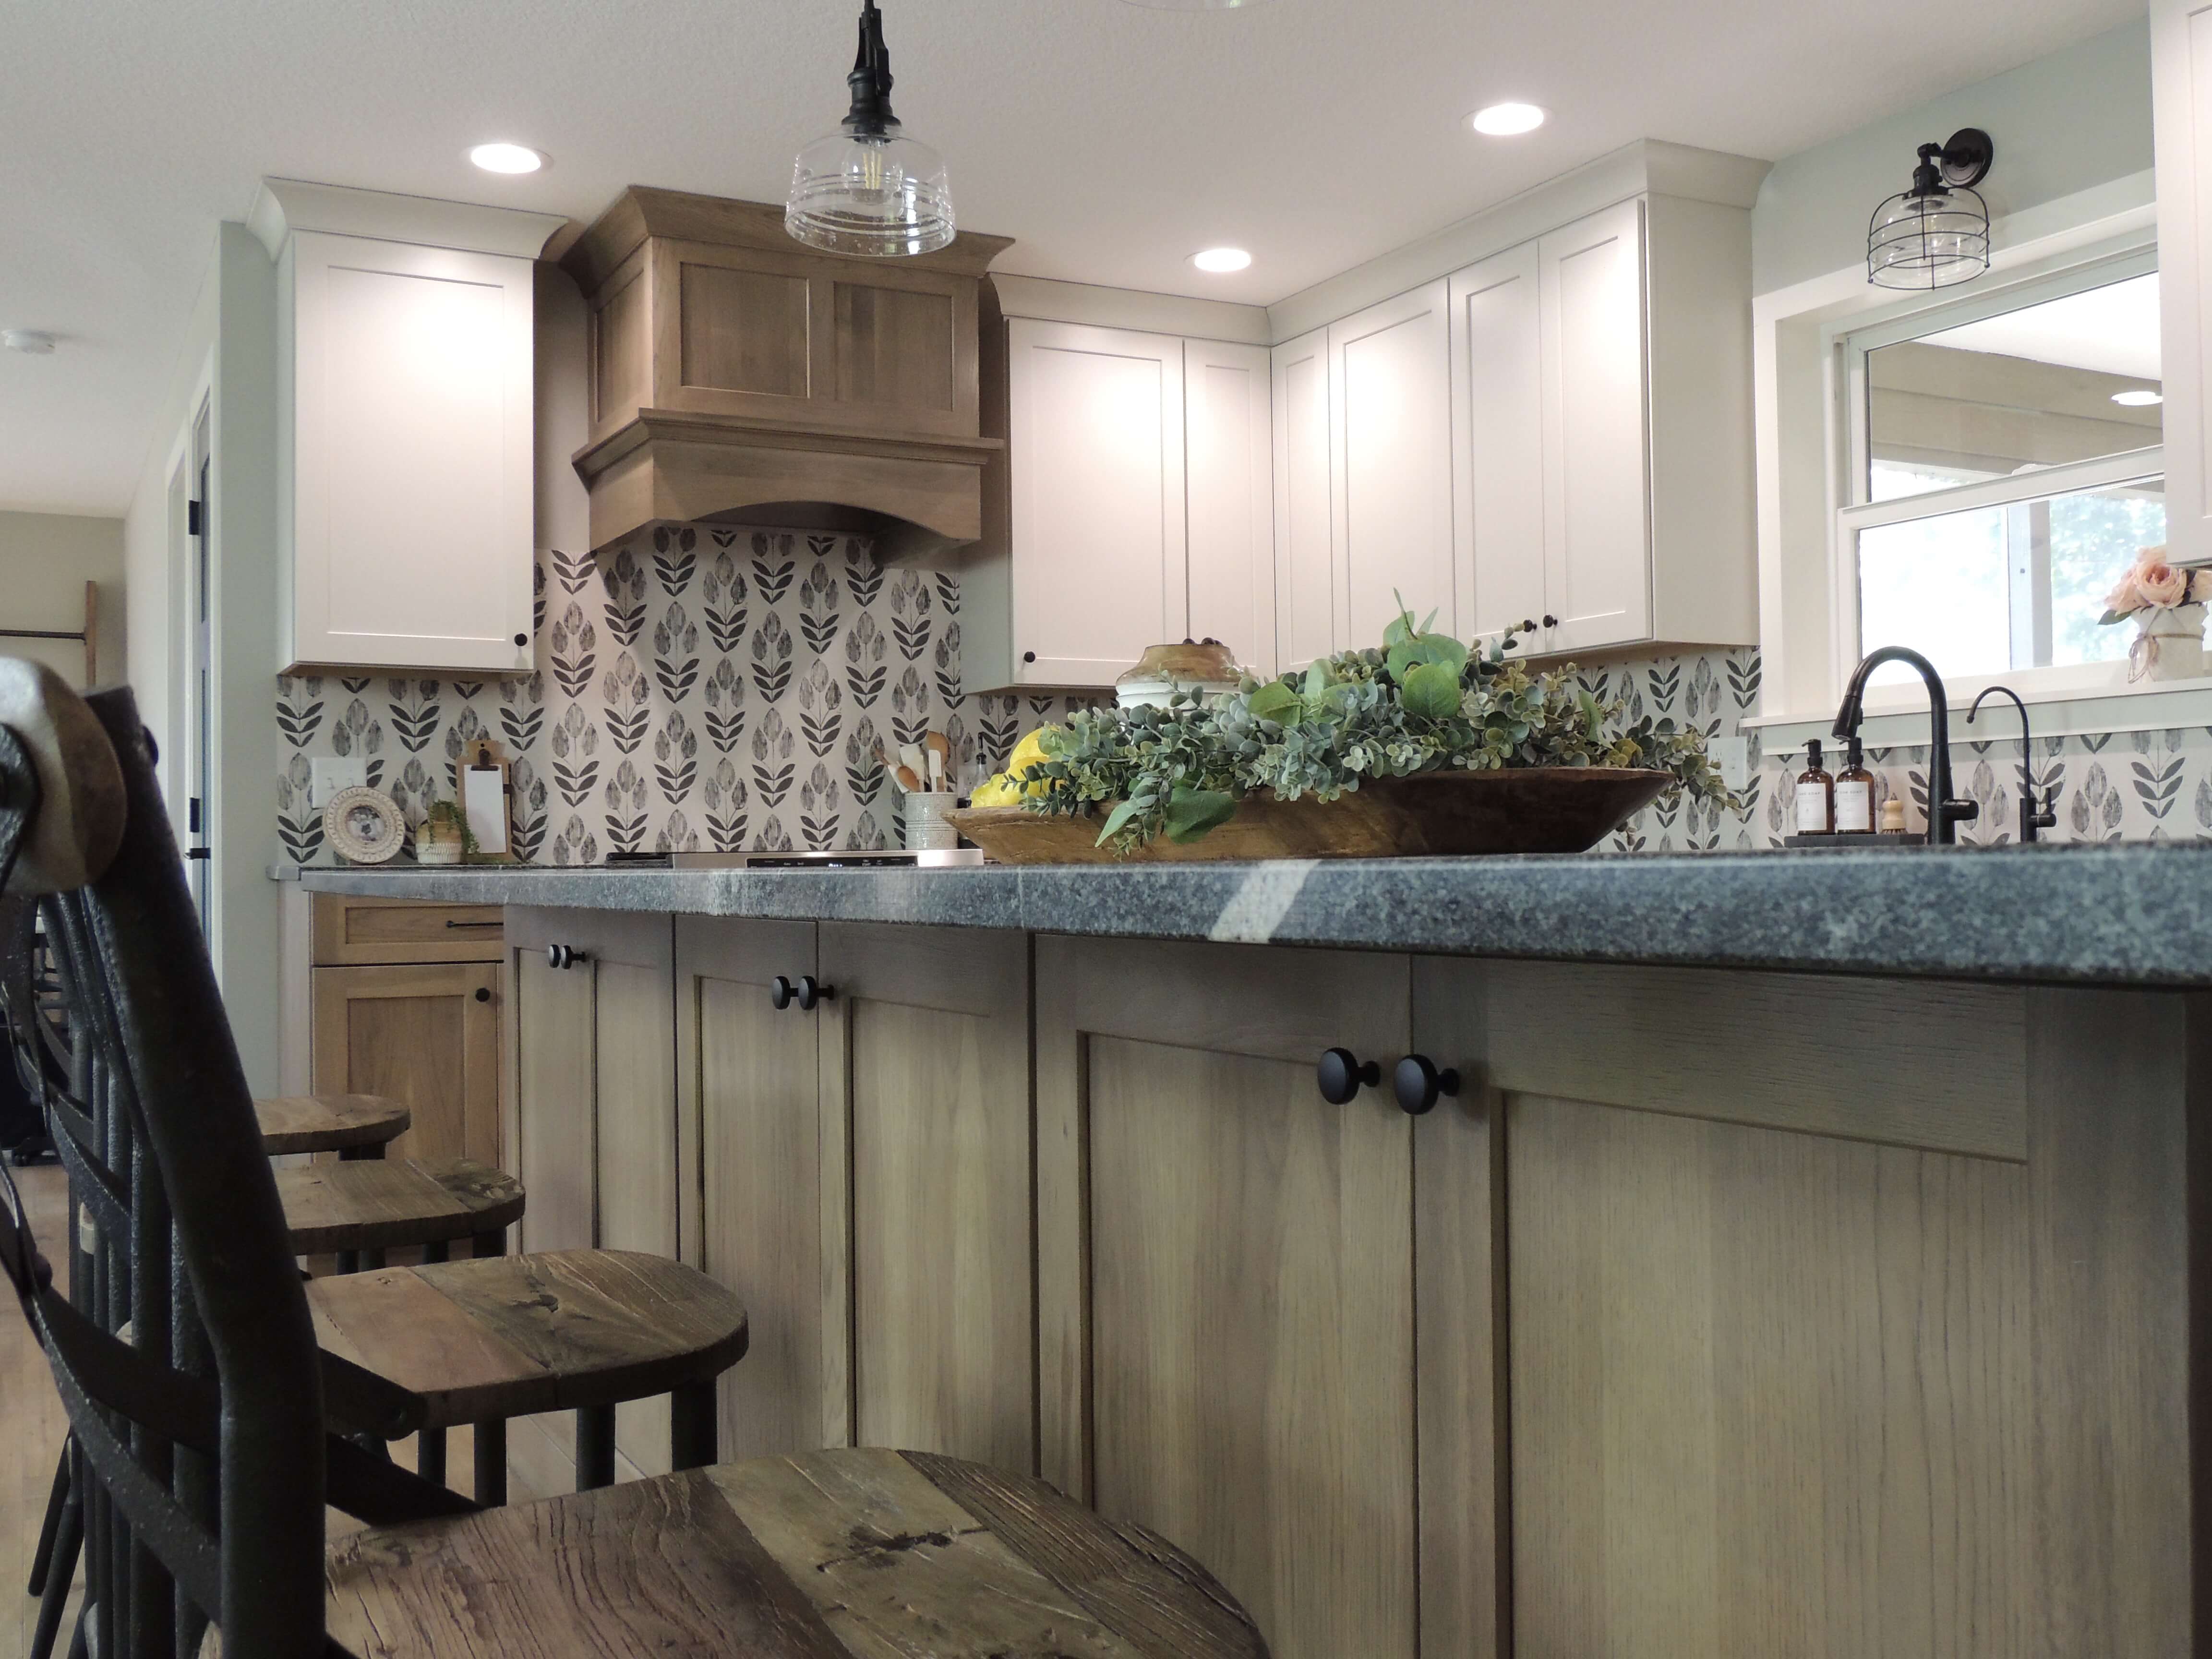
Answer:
[[948, 767, 1676, 864]]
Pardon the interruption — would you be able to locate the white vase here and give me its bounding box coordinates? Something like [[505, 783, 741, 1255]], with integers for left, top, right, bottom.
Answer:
[[2133, 602, 2208, 682]]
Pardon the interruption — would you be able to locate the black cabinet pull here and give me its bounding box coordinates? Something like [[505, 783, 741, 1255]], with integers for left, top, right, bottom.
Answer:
[[1518, 618, 1538, 634], [446, 919, 502, 929], [771, 974, 836, 1011], [1542, 614, 1559, 629], [1393, 1054, 1460, 1116], [546, 944, 584, 970], [1022, 651, 1038, 665], [1316, 1048, 1379, 1105], [514, 633, 529, 648], [474, 987, 492, 1004]]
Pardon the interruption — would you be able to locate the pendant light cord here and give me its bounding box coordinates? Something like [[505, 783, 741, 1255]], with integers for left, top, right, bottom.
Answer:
[[844, 0, 898, 137]]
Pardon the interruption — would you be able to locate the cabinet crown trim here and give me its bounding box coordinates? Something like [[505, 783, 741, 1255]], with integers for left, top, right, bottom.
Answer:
[[248, 177, 566, 263]]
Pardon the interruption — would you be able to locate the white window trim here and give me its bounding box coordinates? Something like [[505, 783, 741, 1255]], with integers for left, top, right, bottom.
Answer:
[[1750, 173, 2174, 744]]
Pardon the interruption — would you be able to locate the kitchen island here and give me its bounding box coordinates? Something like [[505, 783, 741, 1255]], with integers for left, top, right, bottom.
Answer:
[[297, 846, 2208, 1659]]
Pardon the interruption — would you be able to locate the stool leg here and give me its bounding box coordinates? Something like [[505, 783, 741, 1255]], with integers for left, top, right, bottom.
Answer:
[[576, 1406, 616, 1491], [421, 1239, 449, 1266], [418, 1429, 447, 1487], [28, 1439, 69, 1594], [473, 1419, 507, 1507], [335, 1250, 359, 1274], [360, 1247, 387, 1272], [473, 1226, 507, 1260], [28, 1487, 81, 1659], [670, 1382, 718, 1471]]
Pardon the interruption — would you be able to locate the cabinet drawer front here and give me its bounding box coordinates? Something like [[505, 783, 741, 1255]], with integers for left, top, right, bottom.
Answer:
[[313, 893, 505, 964]]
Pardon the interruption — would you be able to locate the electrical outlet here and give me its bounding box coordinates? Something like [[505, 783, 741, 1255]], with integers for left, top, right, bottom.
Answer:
[[1711, 735, 1750, 794], [310, 757, 367, 808]]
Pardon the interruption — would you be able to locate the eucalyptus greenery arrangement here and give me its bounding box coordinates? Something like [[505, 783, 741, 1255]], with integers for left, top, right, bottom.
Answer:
[[1011, 609, 1734, 852]]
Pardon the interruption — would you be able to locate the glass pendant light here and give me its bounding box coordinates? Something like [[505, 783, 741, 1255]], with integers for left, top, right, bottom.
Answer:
[[1868, 128, 1994, 290], [786, 0, 954, 258]]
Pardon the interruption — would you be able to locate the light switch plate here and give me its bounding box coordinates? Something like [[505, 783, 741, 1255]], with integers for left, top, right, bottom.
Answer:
[[1711, 735, 1750, 794], [310, 757, 367, 808]]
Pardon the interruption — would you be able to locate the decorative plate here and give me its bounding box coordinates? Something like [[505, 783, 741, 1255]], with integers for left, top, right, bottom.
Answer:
[[324, 787, 407, 866]]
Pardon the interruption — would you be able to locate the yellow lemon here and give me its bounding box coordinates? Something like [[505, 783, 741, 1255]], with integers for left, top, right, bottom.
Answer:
[[970, 726, 1058, 807]]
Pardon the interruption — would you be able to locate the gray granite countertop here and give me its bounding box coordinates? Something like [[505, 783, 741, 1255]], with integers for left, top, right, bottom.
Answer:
[[287, 842, 2212, 987]]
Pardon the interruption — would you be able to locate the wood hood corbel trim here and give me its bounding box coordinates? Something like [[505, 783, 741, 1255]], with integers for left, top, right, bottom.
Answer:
[[561, 186, 1013, 561]]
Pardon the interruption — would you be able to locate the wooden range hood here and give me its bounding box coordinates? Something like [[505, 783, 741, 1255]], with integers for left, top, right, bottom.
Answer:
[[560, 187, 1012, 562]]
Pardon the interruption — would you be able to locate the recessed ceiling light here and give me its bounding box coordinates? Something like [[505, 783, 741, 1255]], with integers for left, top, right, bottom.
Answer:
[[2, 330, 56, 355], [2113, 388, 2164, 407], [469, 143, 546, 175], [1191, 248, 1253, 274], [1470, 102, 1547, 137]]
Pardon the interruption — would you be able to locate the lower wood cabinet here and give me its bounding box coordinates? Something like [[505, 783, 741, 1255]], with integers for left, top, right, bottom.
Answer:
[[505, 907, 678, 1483], [1036, 935, 1463, 1659], [677, 918, 1034, 1474], [310, 895, 503, 1166]]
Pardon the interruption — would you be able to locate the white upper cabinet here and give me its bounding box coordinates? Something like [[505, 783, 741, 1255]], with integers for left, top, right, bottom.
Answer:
[[1450, 242, 1547, 644], [1539, 201, 1653, 653], [254, 180, 560, 675], [2156, 0, 2212, 565], [969, 294, 1277, 693], [1005, 318, 1189, 687], [1271, 327, 1335, 673], [1184, 339, 1278, 679], [1330, 281, 1455, 645], [1449, 193, 1755, 658]]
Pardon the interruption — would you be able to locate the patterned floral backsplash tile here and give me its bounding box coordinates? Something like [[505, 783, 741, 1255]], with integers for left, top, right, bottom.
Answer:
[[274, 524, 2211, 862], [276, 527, 1089, 866]]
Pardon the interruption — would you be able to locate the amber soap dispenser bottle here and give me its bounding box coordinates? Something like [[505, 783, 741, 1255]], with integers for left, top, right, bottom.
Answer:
[[1834, 736, 1876, 834], [1795, 739, 1836, 836]]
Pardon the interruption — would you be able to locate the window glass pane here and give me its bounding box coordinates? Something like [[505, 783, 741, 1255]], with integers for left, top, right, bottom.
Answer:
[[1857, 480, 2167, 683], [1865, 272, 2162, 504]]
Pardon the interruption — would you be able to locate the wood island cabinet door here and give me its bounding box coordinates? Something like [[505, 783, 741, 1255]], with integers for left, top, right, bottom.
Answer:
[[1036, 936, 1419, 1659], [311, 960, 501, 1166], [677, 916, 826, 1463], [817, 923, 1032, 1473]]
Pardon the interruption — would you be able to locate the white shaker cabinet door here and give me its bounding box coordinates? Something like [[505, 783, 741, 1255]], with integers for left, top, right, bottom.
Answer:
[[1450, 240, 1548, 649], [1271, 328, 1335, 674], [1539, 201, 1653, 653], [1007, 319, 1188, 686], [1330, 281, 1455, 648], [1185, 339, 1277, 681], [285, 230, 536, 674]]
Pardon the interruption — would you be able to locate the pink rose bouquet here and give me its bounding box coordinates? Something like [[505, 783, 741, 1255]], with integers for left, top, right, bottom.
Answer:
[[2102, 545, 2212, 624]]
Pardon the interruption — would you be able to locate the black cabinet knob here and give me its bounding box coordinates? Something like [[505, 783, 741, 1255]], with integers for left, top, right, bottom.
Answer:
[[546, 944, 584, 971], [1023, 651, 1038, 665], [796, 975, 836, 1011], [1393, 1054, 1460, 1116], [1542, 614, 1559, 629], [770, 975, 796, 1010], [474, 986, 492, 1004], [1317, 1047, 1380, 1105], [514, 633, 529, 648], [1518, 618, 1538, 634]]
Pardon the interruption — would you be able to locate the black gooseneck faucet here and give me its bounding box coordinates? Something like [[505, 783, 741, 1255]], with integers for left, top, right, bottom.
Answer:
[[1966, 684, 2058, 844], [1832, 646, 1979, 845]]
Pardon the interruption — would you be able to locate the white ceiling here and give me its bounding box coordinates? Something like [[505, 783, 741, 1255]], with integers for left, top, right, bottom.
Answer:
[[0, 0, 2144, 517], [1918, 271, 2164, 382]]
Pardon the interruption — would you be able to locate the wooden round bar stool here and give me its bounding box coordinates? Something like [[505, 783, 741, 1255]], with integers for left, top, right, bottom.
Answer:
[[329, 1447, 1270, 1659], [255, 1092, 411, 1160], [307, 1247, 749, 1503]]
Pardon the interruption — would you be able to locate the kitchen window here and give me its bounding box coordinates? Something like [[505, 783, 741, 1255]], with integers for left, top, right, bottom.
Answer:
[[1836, 252, 2166, 690]]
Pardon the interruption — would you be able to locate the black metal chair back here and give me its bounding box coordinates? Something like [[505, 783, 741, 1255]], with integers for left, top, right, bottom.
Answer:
[[0, 675, 329, 1658]]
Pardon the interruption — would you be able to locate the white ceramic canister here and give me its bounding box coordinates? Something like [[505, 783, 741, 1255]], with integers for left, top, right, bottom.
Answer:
[[904, 791, 961, 852]]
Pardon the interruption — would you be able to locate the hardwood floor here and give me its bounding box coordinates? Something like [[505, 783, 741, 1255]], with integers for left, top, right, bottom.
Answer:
[[2, 1164, 71, 1659]]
